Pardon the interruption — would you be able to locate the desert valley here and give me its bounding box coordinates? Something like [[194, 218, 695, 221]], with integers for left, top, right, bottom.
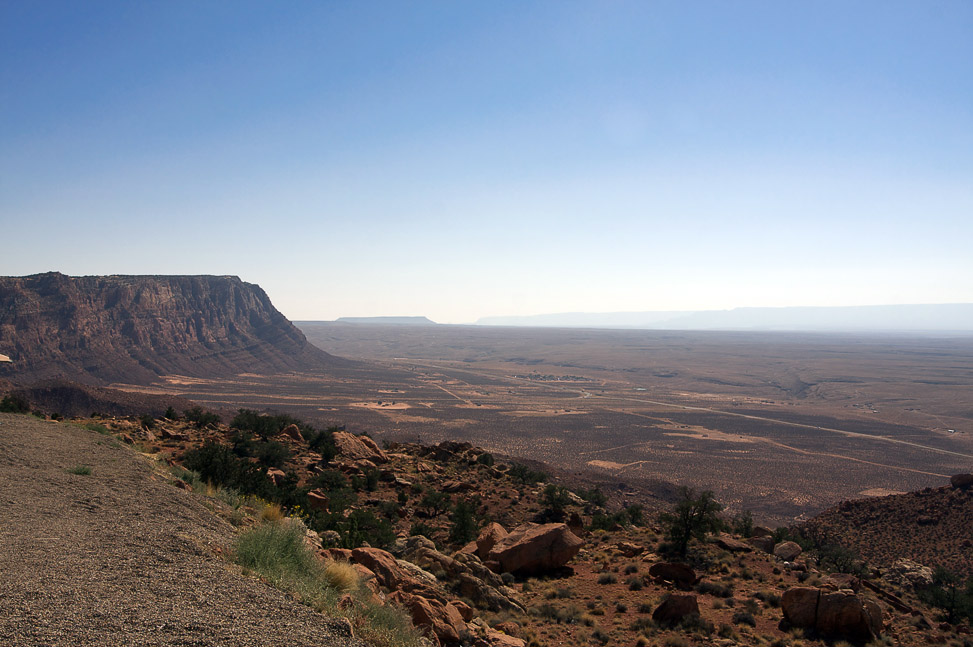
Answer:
[[2, 273, 972, 647]]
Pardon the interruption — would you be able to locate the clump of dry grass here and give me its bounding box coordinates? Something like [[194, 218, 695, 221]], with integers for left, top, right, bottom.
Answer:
[[322, 560, 360, 592], [260, 502, 284, 522]]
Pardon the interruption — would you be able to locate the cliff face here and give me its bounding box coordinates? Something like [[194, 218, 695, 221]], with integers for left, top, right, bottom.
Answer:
[[0, 272, 344, 385]]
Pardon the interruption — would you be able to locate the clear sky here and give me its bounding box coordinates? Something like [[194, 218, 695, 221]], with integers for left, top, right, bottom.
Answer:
[[2, 1, 971, 323]]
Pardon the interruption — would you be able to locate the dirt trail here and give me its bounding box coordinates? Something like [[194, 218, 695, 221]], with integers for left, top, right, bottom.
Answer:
[[0, 413, 366, 647]]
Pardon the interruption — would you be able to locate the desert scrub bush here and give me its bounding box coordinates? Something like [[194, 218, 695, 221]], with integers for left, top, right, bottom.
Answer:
[[234, 520, 422, 647], [627, 576, 644, 591], [662, 635, 688, 647], [321, 559, 360, 592], [754, 590, 781, 607], [418, 489, 451, 516], [597, 573, 617, 585], [183, 406, 221, 428], [696, 579, 734, 598], [732, 610, 757, 626], [731, 510, 755, 537], [508, 462, 548, 485], [67, 465, 92, 475]]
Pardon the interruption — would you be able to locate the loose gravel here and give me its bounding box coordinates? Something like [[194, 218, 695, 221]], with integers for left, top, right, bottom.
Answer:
[[0, 413, 368, 646]]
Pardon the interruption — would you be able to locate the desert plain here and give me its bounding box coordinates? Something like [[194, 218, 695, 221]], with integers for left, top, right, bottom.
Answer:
[[110, 324, 973, 525]]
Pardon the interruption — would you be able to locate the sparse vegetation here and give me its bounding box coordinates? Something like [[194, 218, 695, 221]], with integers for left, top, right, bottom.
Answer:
[[67, 465, 92, 475]]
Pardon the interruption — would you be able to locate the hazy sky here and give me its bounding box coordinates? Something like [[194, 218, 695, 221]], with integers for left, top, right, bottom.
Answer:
[[2, 2, 971, 323]]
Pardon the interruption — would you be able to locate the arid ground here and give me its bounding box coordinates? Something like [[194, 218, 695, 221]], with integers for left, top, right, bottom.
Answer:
[[110, 324, 973, 525]]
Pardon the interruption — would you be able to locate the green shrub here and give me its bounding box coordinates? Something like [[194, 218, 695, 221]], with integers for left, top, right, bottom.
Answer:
[[731, 510, 754, 537], [164, 406, 178, 420], [418, 489, 451, 516], [508, 462, 548, 485], [184, 406, 221, 428], [0, 394, 31, 414], [67, 465, 92, 475], [732, 610, 756, 626], [475, 452, 495, 466]]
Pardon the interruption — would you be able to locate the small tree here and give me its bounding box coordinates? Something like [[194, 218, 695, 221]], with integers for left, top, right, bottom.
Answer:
[[449, 500, 479, 545], [659, 487, 723, 557], [919, 566, 971, 624], [541, 484, 571, 522]]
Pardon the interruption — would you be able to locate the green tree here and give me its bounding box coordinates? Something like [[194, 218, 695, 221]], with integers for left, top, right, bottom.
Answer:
[[659, 487, 723, 557], [449, 500, 479, 545], [541, 484, 571, 521], [919, 566, 972, 624]]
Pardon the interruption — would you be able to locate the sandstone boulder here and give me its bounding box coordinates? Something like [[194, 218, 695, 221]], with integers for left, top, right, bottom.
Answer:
[[950, 473, 973, 490], [279, 423, 304, 442], [485, 523, 582, 575], [748, 536, 775, 553], [266, 468, 286, 487], [391, 591, 467, 645], [351, 547, 438, 598], [307, 489, 329, 513], [332, 431, 388, 464], [752, 525, 774, 538], [616, 541, 643, 557], [782, 587, 883, 644], [473, 628, 526, 647], [774, 541, 803, 562], [887, 558, 934, 589], [652, 593, 700, 625], [648, 562, 698, 590], [715, 533, 752, 552], [475, 523, 508, 559]]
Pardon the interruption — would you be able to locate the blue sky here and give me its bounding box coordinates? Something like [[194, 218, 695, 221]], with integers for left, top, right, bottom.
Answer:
[[2, 1, 971, 323]]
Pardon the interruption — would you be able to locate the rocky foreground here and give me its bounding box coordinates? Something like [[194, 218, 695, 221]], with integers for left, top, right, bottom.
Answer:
[[13, 408, 965, 647]]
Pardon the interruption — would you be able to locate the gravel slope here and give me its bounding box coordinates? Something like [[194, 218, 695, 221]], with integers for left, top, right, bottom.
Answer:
[[0, 413, 367, 647]]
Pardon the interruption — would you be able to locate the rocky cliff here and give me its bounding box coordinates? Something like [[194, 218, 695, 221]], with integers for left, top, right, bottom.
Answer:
[[0, 272, 346, 385]]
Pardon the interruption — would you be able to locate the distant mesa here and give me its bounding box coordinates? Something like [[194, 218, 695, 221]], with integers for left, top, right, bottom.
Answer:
[[0, 272, 349, 386], [477, 304, 973, 333], [332, 316, 437, 326]]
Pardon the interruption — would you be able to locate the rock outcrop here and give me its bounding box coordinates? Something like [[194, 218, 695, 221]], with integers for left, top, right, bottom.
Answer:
[[0, 272, 345, 385]]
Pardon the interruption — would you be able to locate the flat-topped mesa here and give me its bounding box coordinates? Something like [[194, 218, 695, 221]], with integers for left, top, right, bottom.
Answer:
[[0, 272, 347, 385]]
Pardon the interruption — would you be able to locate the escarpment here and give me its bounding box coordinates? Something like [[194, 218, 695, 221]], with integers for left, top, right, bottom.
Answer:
[[0, 272, 347, 385]]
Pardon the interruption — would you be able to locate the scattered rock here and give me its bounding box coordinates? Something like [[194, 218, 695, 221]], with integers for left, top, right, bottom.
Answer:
[[774, 541, 803, 562], [266, 468, 286, 487], [485, 523, 582, 575], [172, 478, 192, 491], [652, 593, 700, 625], [615, 541, 643, 557]]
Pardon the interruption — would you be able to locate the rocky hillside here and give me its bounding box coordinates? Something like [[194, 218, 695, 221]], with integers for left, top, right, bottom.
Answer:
[[0, 272, 347, 385], [799, 479, 973, 578]]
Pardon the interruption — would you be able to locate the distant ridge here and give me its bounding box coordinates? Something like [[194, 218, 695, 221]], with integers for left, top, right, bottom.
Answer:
[[332, 316, 437, 325], [477, 304, 973, 332], [0, 272, 348, 385]]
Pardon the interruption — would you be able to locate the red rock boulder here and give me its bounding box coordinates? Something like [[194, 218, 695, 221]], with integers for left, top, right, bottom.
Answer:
[[652, 593, 700, 625], [333, 431, 388, 464], [648, 562, 698, 590], [485, 523, 582, 575]]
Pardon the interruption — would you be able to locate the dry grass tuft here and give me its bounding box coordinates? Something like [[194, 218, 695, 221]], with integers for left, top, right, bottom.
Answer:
[[260, 502, 284, 522], [322, 560, 360, 592]]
